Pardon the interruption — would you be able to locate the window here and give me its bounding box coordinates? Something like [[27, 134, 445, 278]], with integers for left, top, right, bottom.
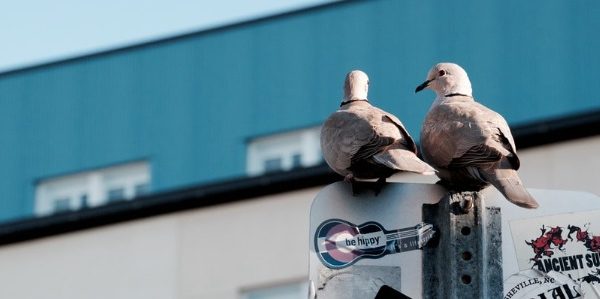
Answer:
[[107, 188, 125, 202], [79, 194, 89, 209], [291, 153, 302, 169], [52, 198, 71, 213], [264, 158, 283, 173], [246, 126, 322, 175], [241, 281, 308, 299], [134, 183, 149, 196], [35, 161, 151, 216]]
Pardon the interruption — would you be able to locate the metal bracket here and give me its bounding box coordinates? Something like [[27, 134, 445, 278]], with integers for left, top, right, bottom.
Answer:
[[422, 191, 503, 298]]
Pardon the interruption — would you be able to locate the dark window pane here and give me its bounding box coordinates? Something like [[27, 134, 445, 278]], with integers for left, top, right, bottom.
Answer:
[[53, 198, 71, 213], [264, 158, 282, 173], [134, 183, 149, 197], [80, 194, 89, 209], [291, 153, 302, 169], [107, 188, 125, 202]]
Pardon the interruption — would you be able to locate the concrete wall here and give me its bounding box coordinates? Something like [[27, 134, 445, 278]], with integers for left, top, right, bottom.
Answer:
[[0, 136, 597, 298], [0, 187, 317, 299]]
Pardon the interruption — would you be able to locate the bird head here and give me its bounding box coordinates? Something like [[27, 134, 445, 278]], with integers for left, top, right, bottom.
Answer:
[[415, 63, 472, 98], [343, 70, 369, 101]]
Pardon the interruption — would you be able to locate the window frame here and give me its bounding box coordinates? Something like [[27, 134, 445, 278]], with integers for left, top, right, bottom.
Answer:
[[246, 126, 322, 176], [34, 161, 151, 216]]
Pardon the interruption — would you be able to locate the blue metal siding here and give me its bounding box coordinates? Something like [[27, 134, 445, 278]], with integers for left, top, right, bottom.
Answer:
[[0, 0, 598, 221]]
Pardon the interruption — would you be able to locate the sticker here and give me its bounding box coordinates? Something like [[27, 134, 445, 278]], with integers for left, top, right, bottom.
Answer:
[[316, 265, 402, 298], [510, 210, 600, 286], [504, 269, 582, 299], [314, 219, 435, 269]]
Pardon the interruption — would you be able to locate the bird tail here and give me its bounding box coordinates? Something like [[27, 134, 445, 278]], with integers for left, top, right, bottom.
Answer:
[[481, 166, 539, 209], [373, 149, 436, 175]]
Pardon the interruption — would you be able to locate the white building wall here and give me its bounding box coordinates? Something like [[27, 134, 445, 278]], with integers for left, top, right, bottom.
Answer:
[[0, 187, 317, 299], [0, 136, 598, 298], [518, 136, 600, 196], [0, 217, 180, 299], [176, 188, 316, 298]]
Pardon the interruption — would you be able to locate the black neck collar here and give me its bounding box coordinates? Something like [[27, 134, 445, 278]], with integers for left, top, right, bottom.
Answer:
[[445, 93, 471, 98], [340, 99, 368, 107]]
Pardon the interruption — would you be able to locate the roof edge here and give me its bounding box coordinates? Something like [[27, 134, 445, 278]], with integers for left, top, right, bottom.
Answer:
[[0, 165, 338, 245], [0, 0, 357, 78], [513, 109, 600, 149]]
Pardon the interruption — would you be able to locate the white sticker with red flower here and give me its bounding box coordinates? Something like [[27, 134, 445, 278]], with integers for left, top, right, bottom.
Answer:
[[510, 210, 600, 288]]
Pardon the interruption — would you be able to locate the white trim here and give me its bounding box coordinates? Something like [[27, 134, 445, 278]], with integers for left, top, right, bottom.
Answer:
[[246, 126, 322, 176], [34, 161, 151, 216]]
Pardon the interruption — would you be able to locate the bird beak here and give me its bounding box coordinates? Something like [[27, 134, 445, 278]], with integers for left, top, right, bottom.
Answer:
[[415, 79, 432, 93]]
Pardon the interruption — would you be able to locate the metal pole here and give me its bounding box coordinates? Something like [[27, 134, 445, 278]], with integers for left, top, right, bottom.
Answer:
[[422, 191, 503, 298]]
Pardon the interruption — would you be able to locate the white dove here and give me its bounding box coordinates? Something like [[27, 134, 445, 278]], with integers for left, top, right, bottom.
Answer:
[[416, 62, 539, 209]]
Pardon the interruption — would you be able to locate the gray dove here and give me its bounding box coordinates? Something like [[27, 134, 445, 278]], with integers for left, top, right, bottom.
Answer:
[[416, 62, 539, 209], [321, 70, 435, 194]]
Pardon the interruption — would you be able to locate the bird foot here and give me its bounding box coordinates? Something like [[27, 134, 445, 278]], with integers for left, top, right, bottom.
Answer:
[[344, 174, 359, 195], [344, 176, 387, 196], [373, 177, 387, 196], [436, 179, 458, 191], [448, 191, 475, 214], [343, 174, 355, 183]]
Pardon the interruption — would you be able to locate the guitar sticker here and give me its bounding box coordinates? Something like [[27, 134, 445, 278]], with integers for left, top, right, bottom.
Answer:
[[314, 219, 435, 269]]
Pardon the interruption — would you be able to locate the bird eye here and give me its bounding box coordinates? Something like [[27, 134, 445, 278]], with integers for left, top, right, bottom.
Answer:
[[438, 70, 446, 76]]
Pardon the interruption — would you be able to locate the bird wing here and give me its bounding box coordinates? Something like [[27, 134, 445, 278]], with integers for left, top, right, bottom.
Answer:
[[321, 103, 419, 174], [320, 107, 383, 174], [421, 98, 519, 170], [373, 106, 418, 154]]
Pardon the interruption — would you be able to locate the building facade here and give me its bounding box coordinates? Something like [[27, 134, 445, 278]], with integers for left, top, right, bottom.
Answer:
[[0, 133, 599, 298], [0, 1, 599, 297], [0, 0, 598, 222]]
